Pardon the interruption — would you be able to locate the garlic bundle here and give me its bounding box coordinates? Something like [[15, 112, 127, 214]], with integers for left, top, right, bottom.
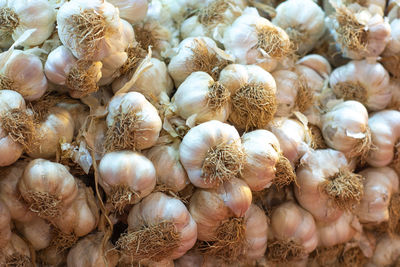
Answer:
[[99, 151, 156, 213], [105, 92, 162, 151], [321, 100, 371, 158], [180, 120, 245, 188], [223, 7, 291, 72], [0, 49, 48, 101], [329, 60, 391, 111], [168, 37, 233, 87], [15, 215, 52, 250], [219, 64, 277, 131], [107, 0, 148, 24], [57, 0, 129, 61], [117, 192, 197, 263], [369, 234, 400, 266], [272, 0, 325, 55], [67, 232, 120, 267], [45, 46, 102, 98], [18, 159, 78, 219], [144, 140, 189, 192], [268, 201, 318, 262], [0, 199, 11, 249], [170, 71, 231, 126], [0, 0, 56, 48], [0, 233, 32, 266], [295, 149, 363, 223]]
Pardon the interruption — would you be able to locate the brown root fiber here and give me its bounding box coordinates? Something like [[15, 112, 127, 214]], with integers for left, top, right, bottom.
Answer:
[[65, 59, 100, 98], [267, 239, 305, 262], [274, 154, 296, 188], [50, 228, 79, 254], [388, 193, 400, 235], [256, 25, 292, 58], [391, 141, 400, 177], [0, 108, 35, 151], [0, 74, 15, 90], [310, 244, 344, 267], [116, 221, 181, 262], [133, 24, 158, 51], [381, 55, 400, 78], [197, 0, 229, 27], [335, 7, 368, 52], [0, 8, 19, 34], [332, 81, 368, 104], [24, 191, 61, 219], [108, 185, 139, 214], [105, 108, 141, 152], [202, 141, 245, 185], [207, 81, 230, 111], [309, 124, 328, 149], [352, 126, 372, 159], [4, 254, 32, 267], [341, 246, 367, 267], [29, 92, 71, 122], [197, 217, 247, 263], [119, 45, 146, 76], [295, 77, 314, 112], [321, 170, 363, 211], [230, 83, 277, 131]]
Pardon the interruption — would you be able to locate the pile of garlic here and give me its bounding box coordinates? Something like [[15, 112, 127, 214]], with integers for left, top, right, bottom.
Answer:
[[2, 0, 400, 266]]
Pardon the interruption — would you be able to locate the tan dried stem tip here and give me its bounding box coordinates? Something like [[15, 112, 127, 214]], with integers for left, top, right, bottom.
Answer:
[[190, 40, 229, 80], [119, 45, 146, 76], [0, 108, 35, 151], [256, 25, 292, 58], [351, 126, 372, 159], [267, 239, 305, 262], [50, 228, 79, 254], [274, 154, 296, 188], [0, 8, 19, 34], [105, 108, 141, 152], [108, 185, 139, 214], [116, 221, 181, 262], [309, 124, 328, 150], [335, 7, 368, 52], [133, 24, 158, 51], [381, 55, 400, 78], [68, 9, 108, 58], [332, 81, 368, 105], [0, 75, 15, 90], [197, 0, 229, 27], [321, 169, 363, 211], [65, 60, 100, 98], [295, 77, 314, 113], [198, 217, 247, 262], [5, 254, 32, 267], [230, 83, 277, 131], [25, 191, 62, 219], [202, 141, 246, 184], [207, 81, 230, 111]]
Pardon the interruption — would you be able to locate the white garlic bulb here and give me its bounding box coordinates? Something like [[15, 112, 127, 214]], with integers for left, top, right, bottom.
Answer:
[[223, 7, 291, 72], [180, 120, 244, 188], [99, 151, 156, 213], [107, 0, 148, 24], [369, 234, 400, 267], [329, 60, 391, 111], [0, 233, 31, 266], [106, 92, 162, 151], [15, 215, 52, 250]]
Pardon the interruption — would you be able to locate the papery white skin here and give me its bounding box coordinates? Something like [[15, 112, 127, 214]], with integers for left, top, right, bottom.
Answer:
[[170, 71, 231, 126], [189, 178, 252, 240], [368, 234, 400, 267], [241, 130, 280, 191], [127, 192, 198, 260], [15, 215, 52, 250], [273, 0, 325, 55], [383, 19, 400, 56], [271, 201, 319, 255], [107, 92, 162, 150], [0, 234, 31, 264], [223, 7, 291, 72], [0, 199, 11, 249], [297, 54, 332, 80], [0, 49, 48, 101], [357, 167, 399, 224], [245, 204, 269, 259], [329, 60, 391, 111], [179, 120, 242, 188], [99, 151, 156, 204], [295, 149, 350, 223], [107, 0, 148, 24], [144, 140, 189, 192], [0, 0, 56, 48], [367, 110, 400, 167], [272, 70, 300, 117]]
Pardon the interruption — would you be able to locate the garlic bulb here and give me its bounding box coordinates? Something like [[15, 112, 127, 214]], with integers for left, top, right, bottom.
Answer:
[[99, 151, 156, 213], [0, 199, 11, 249], [272, 0, 325, 55], [18, 159, 78, 219], [106, 92, 162, 151], [107, 0, 148, 24], [268, 201, 318, 262], [244, 204, 269, 259], [223, 7, 291, 72], [45, 46, 102, 98], [329, 60, 391, 111], [0, 0, 56, 48], [15, 215, 52, 250], [180, 120, 245, 188], [117, 192, 197, 262], [168, 37, 232, 87], [57, 0, 129, 61], [388, 78, 400, 110], [144, 140, 189, 192], [170, 71, 231, 126], [369, 234, 400, 267], [219, 64, 277, 131], [0, 49, 48, 101], [67, 232, 120, 267], [0, 233, 31, 266], [295, 149, 363, 223]]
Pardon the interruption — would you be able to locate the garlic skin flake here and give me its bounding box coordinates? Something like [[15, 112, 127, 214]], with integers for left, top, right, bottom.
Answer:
[[107, 0, 148, 24]]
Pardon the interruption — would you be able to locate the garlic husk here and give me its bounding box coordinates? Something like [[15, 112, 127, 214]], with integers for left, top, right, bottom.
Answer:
[[15, 215, 52, 250], [369, 234, 400, 266], [272, 0, 325, 55], [329, 60, 391, 111], [117, 192, 197, 262], [170, 71, 231, 126], [179, 120, 244, 188], [107, 0, 148, 24], [0, 233, 32, 266], [99, 151, 156, 213], [0, 199, 11, 249], [223, 7, 291, 72], [0, 0, 56, 48], [219, 64, 277, 131]]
